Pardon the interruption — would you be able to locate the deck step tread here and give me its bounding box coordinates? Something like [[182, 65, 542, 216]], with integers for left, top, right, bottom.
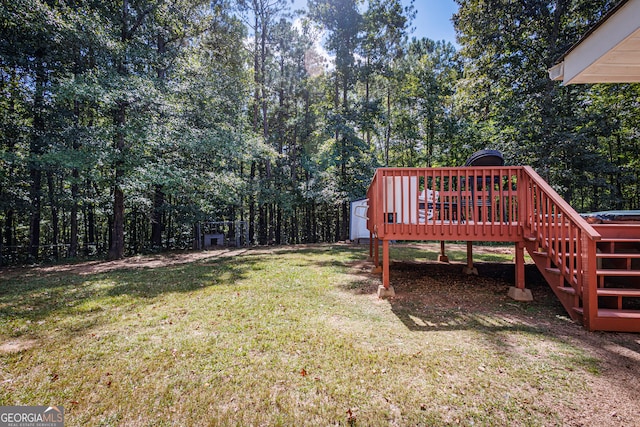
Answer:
[[552, 287, 640, 297], [597, 288, 640, 297], [596, 253, 640, 258], [545, 267, 579, 275], [573, 307, 640, 319], [534, 251, 579, 257], [545, 268, 640, 277], [597, 269, 640, 276]]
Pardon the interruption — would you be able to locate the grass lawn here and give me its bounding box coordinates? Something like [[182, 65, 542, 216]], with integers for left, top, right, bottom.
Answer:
[[1, 244, 639, 426]]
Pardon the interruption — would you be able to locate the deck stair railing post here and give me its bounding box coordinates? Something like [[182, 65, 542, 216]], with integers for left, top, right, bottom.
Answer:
[[521, 166, 601, 330]]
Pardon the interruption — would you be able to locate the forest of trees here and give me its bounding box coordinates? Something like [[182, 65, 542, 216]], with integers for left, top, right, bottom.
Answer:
[[1, 0, 638, 263]]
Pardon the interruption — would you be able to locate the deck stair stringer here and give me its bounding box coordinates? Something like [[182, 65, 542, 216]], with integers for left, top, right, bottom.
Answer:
[[524, 239, 583, 323]]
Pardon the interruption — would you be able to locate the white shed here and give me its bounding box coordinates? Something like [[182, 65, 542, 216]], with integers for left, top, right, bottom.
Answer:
[[350, 199, 370, 242]]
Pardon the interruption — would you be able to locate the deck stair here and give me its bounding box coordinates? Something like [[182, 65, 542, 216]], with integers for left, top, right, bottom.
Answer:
[[526, 230, 640, 331], [520, 169, 640, 332], [365, 165, 640, 332]]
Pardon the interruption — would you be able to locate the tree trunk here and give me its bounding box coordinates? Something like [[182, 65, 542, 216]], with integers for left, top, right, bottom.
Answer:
[[335, 205, 341, 242], [4, 210, 12, 248], [131, 207, 138, 253], [290, 208, 297, 244], [3, 73, 17, 260], [340, 75, 350, 241], [341, 201, 348, 242], [249, 161, 256, 244], [151, 184, 164, 249], [385, 84, 391, 167], [28, 167, 42, 260], [305, 202, 312, 243], [47, 170, 60, 260], [85, 180, 96, 256], [252, 10, 260, 132], [365, 57, 371, 147], [69, 99, 81, 258], [70, 169, 79, 258], [311, 201, 317, 244], [108, 103, 126, 260], [275, 205, 282, 244], [165, 194, 172, 248], [151, 34, 167, 249], [83, 204, 89, 255], [0, 205, 3, 265], [109, 0, 131, 260], [258, 202, 267, 245], [28, 59, 47, 260]]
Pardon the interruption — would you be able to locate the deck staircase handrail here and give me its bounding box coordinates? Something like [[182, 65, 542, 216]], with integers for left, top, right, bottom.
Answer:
[[521, 166, 602, 329], [521, 166, 601, 240]]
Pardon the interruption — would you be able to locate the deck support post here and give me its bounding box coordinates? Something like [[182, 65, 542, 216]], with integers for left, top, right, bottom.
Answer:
[[514, 242, 525, 289], [508, 241, 533, 301], [377, 239, 395, 298], [582, 237, 598, 331], [463, 241, 478, 275], [367, 231, 373, 261], [372, 237, 382, 274], [438, 240, 449, 263]]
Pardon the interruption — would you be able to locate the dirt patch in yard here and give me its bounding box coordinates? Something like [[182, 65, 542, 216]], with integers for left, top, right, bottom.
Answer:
[[348, 246, 640, 427], [0, 338, 37, 354], [0, 245, 328, 279], [0, 248, 259, 279]]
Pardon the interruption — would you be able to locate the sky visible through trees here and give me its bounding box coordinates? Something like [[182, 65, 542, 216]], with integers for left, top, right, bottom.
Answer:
[[0, 0, 638, 263]]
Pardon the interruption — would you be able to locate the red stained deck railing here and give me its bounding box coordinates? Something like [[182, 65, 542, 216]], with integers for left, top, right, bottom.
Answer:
[[366, 167, 525, 242], [366, 167, 604, 331]]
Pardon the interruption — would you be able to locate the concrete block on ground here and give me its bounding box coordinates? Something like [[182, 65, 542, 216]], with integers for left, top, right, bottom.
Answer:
[[462, 266, 478, 275], [377, 285, 395, 298], [508, 286, 534, 302]]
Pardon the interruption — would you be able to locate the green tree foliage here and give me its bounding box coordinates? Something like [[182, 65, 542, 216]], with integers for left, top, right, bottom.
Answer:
[[392, 39, 461, 167], [1, 0, 638, 264], [1, 0, 268, 262], [452, 0, 638, 210]]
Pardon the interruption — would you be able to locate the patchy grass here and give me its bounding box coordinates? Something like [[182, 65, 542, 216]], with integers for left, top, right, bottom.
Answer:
[[389, 241, 532, 263], [1, 244, 638, 426]]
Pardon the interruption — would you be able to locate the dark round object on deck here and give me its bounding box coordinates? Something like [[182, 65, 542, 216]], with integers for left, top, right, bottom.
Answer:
[[465, 149, 504, 167]]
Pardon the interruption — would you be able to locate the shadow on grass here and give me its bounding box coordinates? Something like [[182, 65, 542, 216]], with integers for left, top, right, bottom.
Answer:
[[346, 252, 640, 397], [386, 261, 640, 401], [386, 262, 564, 333], [272, 244, 368, 269], [104, 257, 260, 298], [1, 245, 367, 334], [0, 255, 263, 336]]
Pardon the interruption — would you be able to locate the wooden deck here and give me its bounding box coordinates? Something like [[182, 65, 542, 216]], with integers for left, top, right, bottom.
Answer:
[[365, 167, 640, 333]]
